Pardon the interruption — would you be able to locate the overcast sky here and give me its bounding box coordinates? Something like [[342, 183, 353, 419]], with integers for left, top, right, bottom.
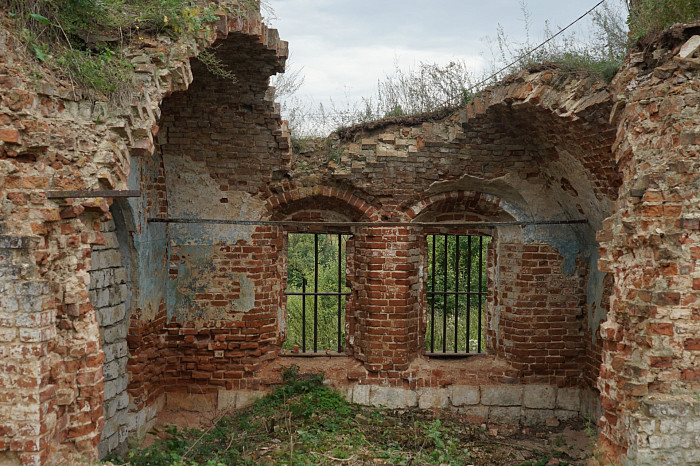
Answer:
[[266, 0, 626, 123]]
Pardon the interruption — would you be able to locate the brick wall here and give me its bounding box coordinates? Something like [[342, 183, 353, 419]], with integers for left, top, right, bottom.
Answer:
[[596, 28, 700, 464], [495, 243, 587, 387]]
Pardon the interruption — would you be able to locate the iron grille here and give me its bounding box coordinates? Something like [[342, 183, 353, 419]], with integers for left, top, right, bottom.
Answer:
[[426, 234, 490, 354], [284, 233, 350, 353]]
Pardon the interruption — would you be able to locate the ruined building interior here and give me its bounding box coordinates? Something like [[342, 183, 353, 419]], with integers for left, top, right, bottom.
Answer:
[[0, 3, 699, 465]]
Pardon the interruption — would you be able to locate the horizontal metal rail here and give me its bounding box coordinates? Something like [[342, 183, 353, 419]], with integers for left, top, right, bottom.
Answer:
[[285, 291, 351, 296], [149, 217, 588, 228], [48, 190, 141, 199]]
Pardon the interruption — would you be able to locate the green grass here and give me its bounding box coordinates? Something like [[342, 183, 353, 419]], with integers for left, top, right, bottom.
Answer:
[[110, 366, 586, 465], [628, 0, 700, 42]]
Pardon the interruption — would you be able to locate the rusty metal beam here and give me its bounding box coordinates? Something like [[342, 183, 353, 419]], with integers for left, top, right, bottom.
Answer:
[[148, 217, 588, 228], [46, 190, 141, 199]]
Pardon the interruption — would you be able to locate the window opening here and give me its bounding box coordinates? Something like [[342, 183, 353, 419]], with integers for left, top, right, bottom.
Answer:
[[426, 234, 490, 354], [284, 233, 350, 353]]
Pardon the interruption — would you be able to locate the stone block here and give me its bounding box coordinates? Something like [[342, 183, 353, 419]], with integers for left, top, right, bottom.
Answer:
[[522, 408, 553, 426], [481, 385, 523, 406], [116, 391, 129, 410], [369, 386, 417, 409], [109, 284, 127, 306], [99, 303, 127, 327], [554, 409, 579, 421], [523, 385, 556, 409], [217, 390, 261, 411], [236, 391, 260, 409], [103, 359, 122, 381], [104, 398, 118, 419], [104, 375, 128, 400], [102, 416, 119, 439], [489, 406, 521, 423], [418, 388, 449, 409], [170, 392, 216, 411], [448, 385, 479, 406], [556, 387, 581, 412], [352, 385, 370, 405], [457, 405, 489, 419], [104, 341, 128, 363], [103, 323, 128, 344], [680, 35, 700, 59]]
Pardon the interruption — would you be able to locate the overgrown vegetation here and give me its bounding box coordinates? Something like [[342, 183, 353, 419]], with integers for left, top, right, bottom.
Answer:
[[628, 0, 700, 42], [285, 234, 349, 352], [111, 366, 588, 465], [3, 0, 266, 102], [275, 0, 632, 137], [426, 235, 490, 354]]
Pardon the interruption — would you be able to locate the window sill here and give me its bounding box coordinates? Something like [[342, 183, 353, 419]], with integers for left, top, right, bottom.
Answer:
[[279, 351, 350, 358], [424, 352, 489, 359]]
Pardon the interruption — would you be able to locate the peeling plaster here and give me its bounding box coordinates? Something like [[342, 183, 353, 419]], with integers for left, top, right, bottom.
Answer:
[[166, 245, 254, 323], [586, 246, 606, 343]]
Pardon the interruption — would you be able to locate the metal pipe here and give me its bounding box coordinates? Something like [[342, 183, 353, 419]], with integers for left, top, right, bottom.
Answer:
[[430, 236, 436, 353], [478, 236, 483, 353], [302, 277, 307, 353], [442, 234, 448, 353], [337, 233, 342, 353], [314, 234, 319, 353], [149, 218, 588, 228], [467, 235, 472, 351], [454, 235, 460, 353]]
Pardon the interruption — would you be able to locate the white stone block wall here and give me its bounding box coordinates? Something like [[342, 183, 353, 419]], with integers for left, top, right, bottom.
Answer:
[[89, 219, 130, 458]]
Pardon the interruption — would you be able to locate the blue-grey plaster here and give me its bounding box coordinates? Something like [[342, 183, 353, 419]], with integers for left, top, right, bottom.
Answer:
[[166, 244, 255, 322], [169, 223, 254, 246], [585, 245, 607, 343], [127, 156, 169, 319], [523, 224, 582, 276]]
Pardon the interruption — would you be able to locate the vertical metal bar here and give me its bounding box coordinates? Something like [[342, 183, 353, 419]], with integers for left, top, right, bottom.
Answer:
[[454, 235, 460, 353], [466, 235, 472, 352], [337, 233, 342, 352], [314, 234, 319, 353], [442, 234, 448, 353], [302, 277, 307, 353], [478, 235, 483, 353], [430, 235, 436, 353]]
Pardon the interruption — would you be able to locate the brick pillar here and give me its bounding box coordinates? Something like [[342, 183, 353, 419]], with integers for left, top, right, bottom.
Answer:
[[352, 226, 420, 377], [597, 42, 700, 465]]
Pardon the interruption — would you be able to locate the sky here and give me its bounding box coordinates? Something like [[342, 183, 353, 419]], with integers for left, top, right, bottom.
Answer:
[[265, 0, 627, 129]]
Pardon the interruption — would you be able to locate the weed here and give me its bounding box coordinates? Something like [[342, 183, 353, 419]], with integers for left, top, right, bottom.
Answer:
[[57, 47, 134, 101], [197, 46, 237, 84], [628, 0, 700, 42]]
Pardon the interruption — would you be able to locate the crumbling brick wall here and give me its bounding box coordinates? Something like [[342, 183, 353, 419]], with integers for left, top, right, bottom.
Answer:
[[2, 1, 697, 461], [152, 58, 619, 424], [597, 27, 700, 465], [0, 4, 289, 463]]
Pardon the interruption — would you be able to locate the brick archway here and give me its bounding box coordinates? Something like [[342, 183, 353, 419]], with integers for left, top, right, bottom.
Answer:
[[265, 186, 380, 222]]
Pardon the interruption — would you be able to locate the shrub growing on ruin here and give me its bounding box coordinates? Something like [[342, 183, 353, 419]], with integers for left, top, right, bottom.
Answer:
[[628, 0, 700, 41]]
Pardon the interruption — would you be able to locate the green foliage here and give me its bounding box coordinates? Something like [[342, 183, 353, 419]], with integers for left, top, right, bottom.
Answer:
[[285, 234, 349, 352], [113, 367, 588, 464], [485, 1, 628, 84], [57, 47, 134, 100], [628, 0, 700, 42], [426, 235, 490, 353], [4, 0, 266, 102], [198, 46, 238, 83]]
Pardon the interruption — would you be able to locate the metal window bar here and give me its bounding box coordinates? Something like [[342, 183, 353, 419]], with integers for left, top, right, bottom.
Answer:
[[284, 233, 350, 353], [426, 234, 489, 354]]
